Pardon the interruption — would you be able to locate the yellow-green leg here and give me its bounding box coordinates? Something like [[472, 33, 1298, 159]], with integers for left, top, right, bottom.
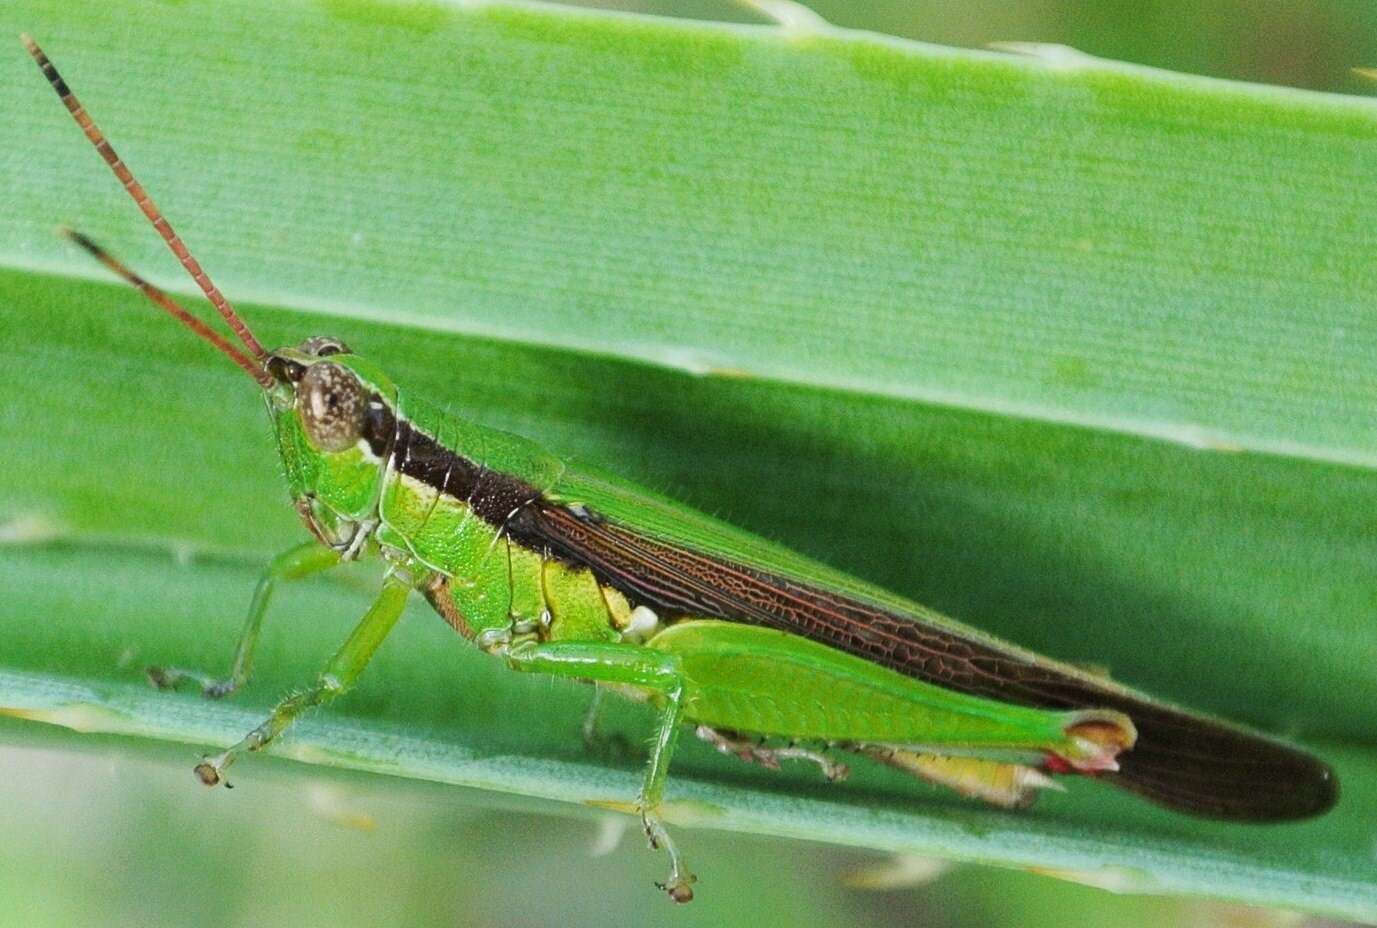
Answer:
[[148, 541, 342, 698], [195, 574, 411, 787], [505, 641, 697, 903]]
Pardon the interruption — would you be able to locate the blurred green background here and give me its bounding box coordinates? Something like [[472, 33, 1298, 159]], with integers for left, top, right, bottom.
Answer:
[[3, 2, 1375, 927], [594, 0, 1377, 95]]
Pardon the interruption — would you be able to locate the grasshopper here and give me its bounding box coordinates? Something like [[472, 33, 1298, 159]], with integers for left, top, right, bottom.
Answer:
[[23, 34, 1335, 902]]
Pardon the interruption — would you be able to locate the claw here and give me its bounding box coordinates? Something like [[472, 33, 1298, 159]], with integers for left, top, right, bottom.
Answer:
[[146, 665, 237, 700], [201, 680, 235, 700], [195, 752, 234, 788], [641, 809, 696, 903], [656, 875, 696, 904]]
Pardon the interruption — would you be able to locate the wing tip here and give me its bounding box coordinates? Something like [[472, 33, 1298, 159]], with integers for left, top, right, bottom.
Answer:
[[1109, 744, 1339, 822]]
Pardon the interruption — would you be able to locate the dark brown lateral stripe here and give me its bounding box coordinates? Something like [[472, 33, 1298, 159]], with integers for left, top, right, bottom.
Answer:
[[377, 414, 1335, 820], [385, 412, 543, 528], [361, 392, 397, 457]]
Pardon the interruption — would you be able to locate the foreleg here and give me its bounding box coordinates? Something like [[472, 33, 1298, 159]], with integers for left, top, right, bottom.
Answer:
[[194, 574, 410, 786], [148, 541, 342, 698]]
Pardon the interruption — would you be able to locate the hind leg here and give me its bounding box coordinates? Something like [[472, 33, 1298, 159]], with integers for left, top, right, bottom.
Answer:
[[693, 726, 849, 782]]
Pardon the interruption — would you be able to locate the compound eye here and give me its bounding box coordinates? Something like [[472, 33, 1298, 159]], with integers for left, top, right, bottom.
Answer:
[[300, 335, 351, 357], [266, 355, 305, 384], [297, 362, 365, 452]]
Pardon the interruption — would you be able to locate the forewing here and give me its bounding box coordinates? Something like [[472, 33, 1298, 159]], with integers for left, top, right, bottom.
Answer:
[[524, 467, 1335, 820]]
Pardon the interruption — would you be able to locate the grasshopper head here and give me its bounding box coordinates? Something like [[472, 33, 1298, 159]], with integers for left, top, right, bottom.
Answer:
[[265, 337, 399, 537]]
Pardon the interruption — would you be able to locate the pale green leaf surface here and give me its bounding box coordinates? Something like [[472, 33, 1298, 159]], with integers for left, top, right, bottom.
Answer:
[[2, 0, 1377, 463], [0, 0, 1375, 920]]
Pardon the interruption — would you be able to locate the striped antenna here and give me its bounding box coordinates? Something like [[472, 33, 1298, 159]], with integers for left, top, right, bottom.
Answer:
[[62, 228, 274, 387], [22, 34, 270, 364]]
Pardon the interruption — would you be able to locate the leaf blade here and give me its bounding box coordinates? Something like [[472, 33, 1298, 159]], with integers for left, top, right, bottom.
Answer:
[[1, 0, 1375, 918]]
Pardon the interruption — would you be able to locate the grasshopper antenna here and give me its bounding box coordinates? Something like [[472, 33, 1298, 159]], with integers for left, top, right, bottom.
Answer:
[[62, 228, 275, 387], [21, 34, 270, 364]]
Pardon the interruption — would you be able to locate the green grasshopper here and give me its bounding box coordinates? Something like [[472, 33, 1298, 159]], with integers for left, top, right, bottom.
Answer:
[[25, 35, 1336, 902]]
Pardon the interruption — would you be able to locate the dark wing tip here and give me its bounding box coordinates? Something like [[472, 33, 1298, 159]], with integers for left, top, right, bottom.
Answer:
[[1105, 712, 1339, 822]]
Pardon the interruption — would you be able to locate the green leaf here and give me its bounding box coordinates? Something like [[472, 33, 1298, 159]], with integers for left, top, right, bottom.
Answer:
[[1, 0, 1374, 920]]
